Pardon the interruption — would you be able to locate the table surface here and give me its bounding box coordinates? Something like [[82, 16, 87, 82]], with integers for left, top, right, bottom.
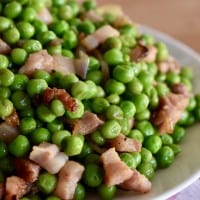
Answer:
[[98, 0, 200, 199], [98, 0, 200, 53]]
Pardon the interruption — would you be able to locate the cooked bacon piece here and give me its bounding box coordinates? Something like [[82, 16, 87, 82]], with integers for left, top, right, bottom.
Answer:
[[100, 148, 133, 186], [84, 10, 103, 22], [29, 142, 68, 174], [108, 134, 141, 153], [5, 176, 30, 200], [81, 25, 119, 51], [42, 87, 77, 112], [157, 56, 180, 73], [119, 169, 152, 193], [0, 38, 11, 54], [0, 183, 4, 200], [151, 93, 189, 134], [54, 161, 84, 200], [19, 50, 54, 76], [37, 8, 53, 25], [130, 43, 157, 63], [14, 158, 40, 183], [73, 112, 103, 135], [171, 83, 190, 96], [5, 109, 19, 126]]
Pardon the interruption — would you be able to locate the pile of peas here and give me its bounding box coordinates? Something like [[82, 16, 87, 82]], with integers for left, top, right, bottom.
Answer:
[[0, 0, 200, 199]]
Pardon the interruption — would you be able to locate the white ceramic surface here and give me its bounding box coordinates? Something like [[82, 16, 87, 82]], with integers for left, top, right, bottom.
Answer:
[[90, 26, 200, 200], [116, 26, 200, 200]]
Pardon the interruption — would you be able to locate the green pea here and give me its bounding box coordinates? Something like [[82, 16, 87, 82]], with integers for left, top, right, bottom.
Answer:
[[88, 56, 100, 71], [76, 142, 93, 160], [45, 196, 60, 200], [58, 74, 78, 90], [37, 105, 56, 123], [137, 162, 154, 180], [74, 183, 86, 200], [187, 97, 196, 111], [47, 45, 62, 55], [106, 94, 120, 105], [71, 81, 89, 100], [0, 69, 15, 87], [126, 77, 143, 95], [155, 72, 166, 82], [172, 125, 185, 143], [37, 31, 57, 45], [20, 7, 37, 22], [136, 120, 155, 138], [11, 48, 28, 65], [166, 72, 181, 85], [50, 20, 69, 36], [83, 163, 103, 187], [3, 27, 20, 44], [86, 70, 103, 85], [156, 82, 170, 97], [11, 91, 31, 110], [91, 97, 109, 113], [120, 34, 136, 48], [10, 74, 29, 91], [131, 152, 142, 167], [105, 79, 125, 95], [144, 135, 162, 154], [29, 0, 46, 11], [91, 130, 105, 146], [30, 128, 51, 145], [4, 1, 22, 19], [156, 146, 174, 168], [0, 87, 11, 98], [52, 130, 71, 147], [0, 98, 13, 119], [49, 70, 64, 86], [23, 40, 42, 53], [120, 152, 137, 169], [149, 156, 157, 170], [141, 147, 153, 163], [161, 134, 173, 145], [62, 30, 78, 49], [78, 20, 95, 34], [85, 80, 98, 99], [0, 55, 9, 69], [27, 79, 48, 97], [83, 0, 96, 10], [156, 42, 169, 61], [131, 93, 149, 113], [120, 24, 137, 37], [62, 49, 74, 58], [147, 63, 158, 76], [101, 120, 121, 139], [180, 66, 193, 80], [62, 135, 84, 156], [17, 21, 35, 39], [65, 99, 84, 119], [58, 5, 73, 20], [50, 99, 65, 117], [0, 17, 12, 32], [104, 49, 123, 65], [19, 117, 37, 135], [167, 144, 182, 156], [117, 118, 131, 136], [193, 107, 200, 121], [34, 70, 51, 83], [96, 86, 105, 98], [138, 71, 154, 89], [98, 184, 116, 200], [52, 0, 66, 6], [0, 140, 8, 159], [181, 78, 192, 92], [140, 34, 155, 46], [105, 105, 123, 120], [32, 19, 48, 33], [135, 109, 150, 121], [9, 135, 30, 157], [37, 172, 57, 194], [128, 129, 144, 143], [19, 108, 34, 118], [47, 119, 64, 133], [120, 100, 136, 118], [103, 37, 122, 50]]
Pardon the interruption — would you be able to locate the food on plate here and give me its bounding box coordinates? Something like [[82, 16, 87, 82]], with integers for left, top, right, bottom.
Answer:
[[0, 0, 199, 199]]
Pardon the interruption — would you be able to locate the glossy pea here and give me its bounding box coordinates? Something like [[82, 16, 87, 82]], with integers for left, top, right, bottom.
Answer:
[[0, 55, 9, 69], [172, 125, 186, 143], [144, 135, 162, 154], [32, 19, 48, 33], [52, 130, 71, 147], [131, 93, 149, 113], [92, 97, 110, 113], [141, 147, 153, 163], [135, 109, 150, 121], [4, 1, 22, 19], [20, 7, 37, 22], [126, 77, 143, 95], [17, 21, 35, 39], [3, 27, 20, 45], [30, 128, 51, 145], [166, 72, 181, 85], [50, 99, 65, 117], [10, 73, 29, 92], [128, 129, 144, 143], [180, 66, 193, 80], [34, 70, 51, 83], [0, 17, 12, 32], [91, 131, 105, 146], [19, 117, 37, 135], [104, 48, 123, 66], [120, 100, 136, 118], [74, 183, 86, 200], [136, 120, 155, 138], [105, 105, 123, 120], [37, 105, 56, 123], [62, 30, 78, 49], [131, 152, 142, 167], [23, 40, 42, 53], [86, 70, 103, 85], [168, 144, 182, 156], [11, 48, 28, 65], [137, 162, 154, 180], [78, 20, 95, 34], [0, 69, 15, 87], [156, 42, 169, 61], [0, 87, 11, 99], [161, 134, 173, 145], [47, 119, 64, 133], [156, 82, 170, 97], [98, 184, 117, 200], [105, 79, 125, 95], [50, 20, 69, 36], [120, 152, 137, 169], [0, 98, 13, 119]]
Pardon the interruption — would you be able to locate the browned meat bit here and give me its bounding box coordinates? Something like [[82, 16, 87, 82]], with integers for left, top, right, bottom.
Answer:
[[0, 183, 4, 200], [157, 56, 180, 74], [119, 169, 152, 193], [29, 142, 68, 174], [100, 148, 133, 186], [5, 176, 30, 200], [42, 88, 78, 112], [171, 83, 190, 96], [130, 43, 157, 63], [19, 50, 54, 76], [54, 161, 85, 200], [5, 109, 19, 127], [151, 93, 189, 134], [108, 134, 141, 153], [0, 38, 11, 54], [73, 112, 104, 135], [14, 158, 40, 183]]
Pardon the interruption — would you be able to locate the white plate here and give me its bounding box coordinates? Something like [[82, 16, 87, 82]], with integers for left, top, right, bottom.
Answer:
[[115, 26, 200, 200]]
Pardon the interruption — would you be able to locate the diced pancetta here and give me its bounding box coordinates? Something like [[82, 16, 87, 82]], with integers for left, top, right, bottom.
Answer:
[[119, 169, 152, 193], [29, 142, 68, 174], [54, 161, 84, 200], [108, 134, 141, 152], [100, 148, 133, 186], [0, 38, 11, 54]]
